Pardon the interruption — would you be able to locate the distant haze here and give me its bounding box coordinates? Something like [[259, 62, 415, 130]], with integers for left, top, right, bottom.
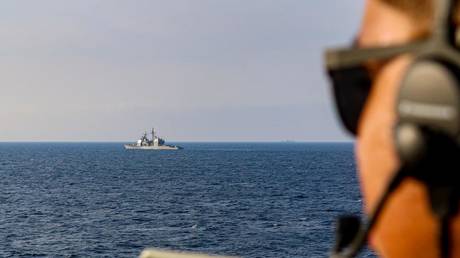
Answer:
[[1, 0, 364, 142]]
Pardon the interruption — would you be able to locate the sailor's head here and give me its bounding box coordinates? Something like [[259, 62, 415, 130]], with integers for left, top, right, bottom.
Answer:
[[343, 1, 460, 257]]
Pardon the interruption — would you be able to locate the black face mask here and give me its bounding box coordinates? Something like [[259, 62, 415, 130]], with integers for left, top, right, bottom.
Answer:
[[324, 0, 460, 257], [325, 41, 425, 136], [328, 65, 371, 135]]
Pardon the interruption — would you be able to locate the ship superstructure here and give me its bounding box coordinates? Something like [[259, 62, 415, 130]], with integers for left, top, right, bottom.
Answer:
[[124, 128, 182, 150]]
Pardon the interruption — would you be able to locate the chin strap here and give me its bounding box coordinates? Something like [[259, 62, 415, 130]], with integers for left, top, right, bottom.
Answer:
[[419, 130, 460, 258], [426, 175, 460, 258], [440, 207, 452, 258]]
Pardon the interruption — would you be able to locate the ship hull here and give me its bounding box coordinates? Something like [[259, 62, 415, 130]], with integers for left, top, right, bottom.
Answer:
[[124, 144, 182, 150]]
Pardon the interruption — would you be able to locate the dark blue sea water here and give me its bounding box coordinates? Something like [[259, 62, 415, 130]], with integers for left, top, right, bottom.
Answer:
[[0, 142, 374, 258]]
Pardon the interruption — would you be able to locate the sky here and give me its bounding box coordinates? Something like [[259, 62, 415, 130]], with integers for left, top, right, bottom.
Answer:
[[0, 0, 365, 142]]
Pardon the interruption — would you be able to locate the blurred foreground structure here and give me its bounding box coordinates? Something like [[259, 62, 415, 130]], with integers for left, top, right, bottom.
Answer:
[[140, 249, 238, 258]]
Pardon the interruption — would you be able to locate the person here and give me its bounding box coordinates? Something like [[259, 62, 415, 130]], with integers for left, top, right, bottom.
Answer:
[[328, 0, 460, 257]]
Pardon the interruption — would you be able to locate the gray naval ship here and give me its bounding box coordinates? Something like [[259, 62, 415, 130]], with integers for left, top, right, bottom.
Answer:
[[124, 128, 182, 150]]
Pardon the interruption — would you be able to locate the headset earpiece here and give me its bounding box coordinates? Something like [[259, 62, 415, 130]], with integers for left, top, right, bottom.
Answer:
[[398, 59, 460, 139]]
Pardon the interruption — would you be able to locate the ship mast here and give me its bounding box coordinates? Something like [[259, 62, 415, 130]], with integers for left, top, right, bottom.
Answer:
[[152, 127, 156, 140]]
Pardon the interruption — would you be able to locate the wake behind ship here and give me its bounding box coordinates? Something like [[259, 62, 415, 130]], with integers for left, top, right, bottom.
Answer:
[[124, 128, 182, 150]]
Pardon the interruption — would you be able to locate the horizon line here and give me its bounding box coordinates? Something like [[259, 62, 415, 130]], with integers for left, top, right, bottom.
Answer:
[[0, 140, 354, 143]]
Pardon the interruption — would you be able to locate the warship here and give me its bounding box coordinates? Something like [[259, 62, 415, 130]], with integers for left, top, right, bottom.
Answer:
[[124, 128, 182, 150]]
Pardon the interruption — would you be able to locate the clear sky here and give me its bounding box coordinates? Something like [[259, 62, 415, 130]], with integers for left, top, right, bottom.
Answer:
[[1, 0, 364, 142]]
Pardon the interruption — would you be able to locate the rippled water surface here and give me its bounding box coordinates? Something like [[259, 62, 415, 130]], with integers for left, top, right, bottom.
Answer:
[[0, 142, 374, 257]]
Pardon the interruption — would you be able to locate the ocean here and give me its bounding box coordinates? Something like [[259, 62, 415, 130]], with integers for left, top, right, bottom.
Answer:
[[0, 142, 374, 258]]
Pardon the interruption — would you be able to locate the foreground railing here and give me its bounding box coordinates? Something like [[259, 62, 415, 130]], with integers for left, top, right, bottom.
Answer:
[[140, 249, 238, 258]]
